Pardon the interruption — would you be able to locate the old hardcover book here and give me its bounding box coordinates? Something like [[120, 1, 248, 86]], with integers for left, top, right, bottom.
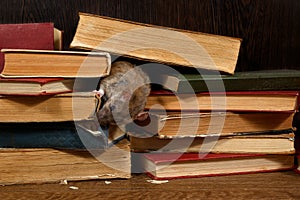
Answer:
[[0, 92, 99, 122], [70, 12, 241, 74], [0, 22, 56, 71], [0, 77, 73, 95], [138, 111, 295, 137], [0, 77, 99, 95], [157, 69, 300, 93], [146, 90, 299, 112], [129, 130, 295, 154], [0, 121, 109, 149], [1, 49, 111, 78], [0, 139, 131, 185], [140, 153, 295, 180]]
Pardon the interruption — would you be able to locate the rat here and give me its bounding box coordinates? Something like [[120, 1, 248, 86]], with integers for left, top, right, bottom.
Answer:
[[95, 60, 151, 128]]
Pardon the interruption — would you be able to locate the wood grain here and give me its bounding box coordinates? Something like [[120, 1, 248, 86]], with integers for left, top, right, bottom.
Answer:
[[0, 0, 299, 71], [0, 172, 299, 199]]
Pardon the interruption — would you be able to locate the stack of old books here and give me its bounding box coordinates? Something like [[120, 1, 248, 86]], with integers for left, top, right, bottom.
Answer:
[[1, 12, 299, 184], [0, 22, 130, 185], [69, 12, 299, 180]]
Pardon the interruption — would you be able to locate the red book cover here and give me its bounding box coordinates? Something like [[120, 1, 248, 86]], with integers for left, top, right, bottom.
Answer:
[[142, 153, 295, 180], [0, 23, 55, 72], [150, 89, 300, 96]]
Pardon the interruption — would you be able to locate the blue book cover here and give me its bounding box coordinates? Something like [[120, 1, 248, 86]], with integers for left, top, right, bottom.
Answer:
[[0, 122, 118, 149]]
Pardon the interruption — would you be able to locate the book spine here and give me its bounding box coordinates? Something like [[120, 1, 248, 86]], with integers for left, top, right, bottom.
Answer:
[[177, 77, 300, 93]]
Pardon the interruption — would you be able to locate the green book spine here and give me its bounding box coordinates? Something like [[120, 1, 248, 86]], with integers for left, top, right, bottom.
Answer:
[[159, 70, 300, 93]]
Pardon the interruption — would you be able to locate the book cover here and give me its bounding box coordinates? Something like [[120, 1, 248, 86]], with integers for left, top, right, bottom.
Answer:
[[129, 130, 295, 154], [0, 77, 72, 95], [141, 152, 295, 180], [0, 122, 107, 149], [70, 12, 241, 74], [157, 69, 300, 93], [0, 23, 55, 71], [146, 90, 299, 112], [136, 111, 295, 137], [0, 121, 126, 149], [1, 49, 111, 78]]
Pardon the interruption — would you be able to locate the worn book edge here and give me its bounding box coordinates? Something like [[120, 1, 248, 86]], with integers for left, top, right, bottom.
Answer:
[[0, 49, 111, 78], [70, 12, 241, 74]]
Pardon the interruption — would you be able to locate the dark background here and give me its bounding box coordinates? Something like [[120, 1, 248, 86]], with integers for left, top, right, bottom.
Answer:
[[0, 0, 299, 72]]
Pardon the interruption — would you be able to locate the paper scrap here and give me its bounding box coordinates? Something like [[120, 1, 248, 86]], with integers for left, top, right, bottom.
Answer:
[[105, 181, 112, 185], [69, 186, 79, 190], [147, 180, 169, 184]]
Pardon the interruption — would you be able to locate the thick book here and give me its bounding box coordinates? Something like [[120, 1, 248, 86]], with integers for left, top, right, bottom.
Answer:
[[140, 153, 295, 180], [157, 69, 300, 93], [0, 77, 100, 95], [70, 12, 241, 74], [135, 111, 295, 137], [1, 49, 111, 78], [129, 130, 295, 154], [0, 92, 99, 122], [146, 90, 299, 112], [0, 139, 131, 185], [0, 22, 57, 71]]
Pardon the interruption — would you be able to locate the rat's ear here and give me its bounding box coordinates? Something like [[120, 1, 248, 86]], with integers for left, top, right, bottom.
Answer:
[[134, 112, 149, 121]]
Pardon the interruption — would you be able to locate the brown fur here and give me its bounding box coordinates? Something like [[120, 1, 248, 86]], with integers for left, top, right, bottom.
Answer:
[[96, 61, 151, 127]]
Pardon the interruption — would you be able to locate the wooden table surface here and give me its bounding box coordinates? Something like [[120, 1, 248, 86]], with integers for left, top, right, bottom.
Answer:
[[0, 171, 299, 200]]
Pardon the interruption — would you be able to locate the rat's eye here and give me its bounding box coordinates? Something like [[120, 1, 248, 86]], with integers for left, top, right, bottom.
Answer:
[[109, 104, 116, 111]]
